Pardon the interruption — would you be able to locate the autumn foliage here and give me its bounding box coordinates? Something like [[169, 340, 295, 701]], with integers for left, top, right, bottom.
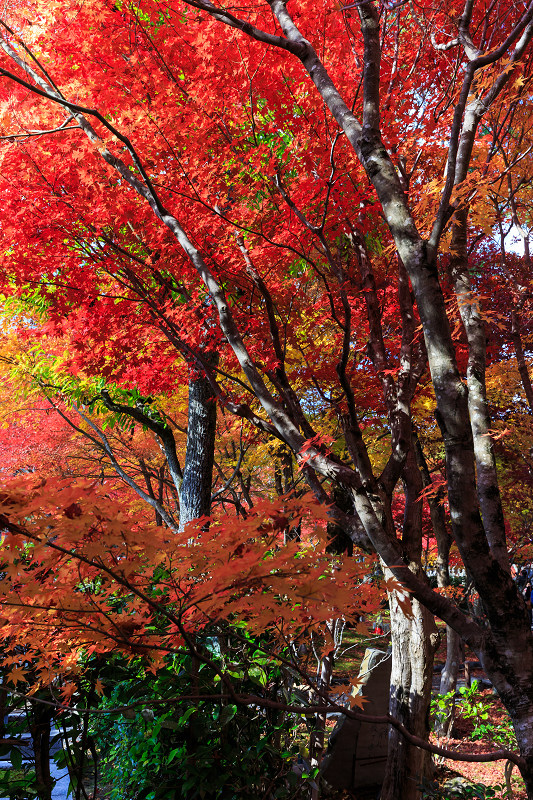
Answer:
[[0, 477, 392, 697], [2, 0, 533, 796]]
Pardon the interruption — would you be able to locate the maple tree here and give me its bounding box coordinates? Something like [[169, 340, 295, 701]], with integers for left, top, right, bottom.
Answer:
[[1, 0, 533, 796], [0, 477, 394, 799]]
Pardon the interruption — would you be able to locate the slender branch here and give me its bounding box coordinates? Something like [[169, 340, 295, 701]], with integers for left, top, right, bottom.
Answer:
[[0, 124, 79, 140], [0, 688, 523, 768]]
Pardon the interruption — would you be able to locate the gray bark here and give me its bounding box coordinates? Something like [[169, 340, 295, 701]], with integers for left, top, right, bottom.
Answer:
[[413, 430, 460, 736], [179, 371, 217, 531], [449, 207, 509, 571], [438, 628, 463, 737], [382, 590, 438, 800], [381, 445, 438, 800]]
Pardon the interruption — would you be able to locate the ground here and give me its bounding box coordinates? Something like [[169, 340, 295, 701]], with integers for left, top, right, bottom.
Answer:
[[432, 691, 526, 799]]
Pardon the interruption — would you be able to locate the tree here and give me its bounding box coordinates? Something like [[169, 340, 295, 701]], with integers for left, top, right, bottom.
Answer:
[[2, 0, 533, 795], [0, 474, 396, 798]]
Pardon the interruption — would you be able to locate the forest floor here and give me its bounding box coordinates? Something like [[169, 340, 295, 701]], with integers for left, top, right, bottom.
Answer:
[[428, 624, 525, 799], [430, 692, 526, 798]]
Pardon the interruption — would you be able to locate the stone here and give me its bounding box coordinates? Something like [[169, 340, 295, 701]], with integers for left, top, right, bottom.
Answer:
[[321, 648, 391, 792]]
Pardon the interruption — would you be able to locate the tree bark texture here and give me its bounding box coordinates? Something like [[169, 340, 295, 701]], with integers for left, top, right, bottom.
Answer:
[[437, 627, 463, 737], [381, 444, 438, 800], [179, 371, 217, 531], [449, 207, 508, 571], [381, 591, 438, 800], [31, 707, 53, 800], [512, 308, 533, 413]]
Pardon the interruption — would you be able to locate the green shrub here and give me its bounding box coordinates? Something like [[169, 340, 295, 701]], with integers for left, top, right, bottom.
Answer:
[[88, 639, 306, 800]]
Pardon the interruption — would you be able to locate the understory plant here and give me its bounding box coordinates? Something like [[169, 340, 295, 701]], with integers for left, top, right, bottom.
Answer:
[[87, 636, 310, 800]]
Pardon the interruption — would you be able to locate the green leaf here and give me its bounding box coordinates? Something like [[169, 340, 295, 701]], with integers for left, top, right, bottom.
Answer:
[[219, 704, 237, 726], [167, 747, 182, 764], [11, 747, 22, 770], [178, 706, 196, 726], [248, 666, 267, 687]]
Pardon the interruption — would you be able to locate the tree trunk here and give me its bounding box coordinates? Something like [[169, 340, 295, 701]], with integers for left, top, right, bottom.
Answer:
[[437, 626, 463, 737], [31, 704, 53, 800], [381, 446, 438, 800], [413, 433, 461, 735], [511, 307, 533, 413], [380, 591, 438, 800], [440, 625, 463, 698], [179, 370, 217, 531], [506, 702, 533, 800]]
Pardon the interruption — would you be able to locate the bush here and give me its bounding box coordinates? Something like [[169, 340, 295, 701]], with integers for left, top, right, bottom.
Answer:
[[88, 638, 307, 800]]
